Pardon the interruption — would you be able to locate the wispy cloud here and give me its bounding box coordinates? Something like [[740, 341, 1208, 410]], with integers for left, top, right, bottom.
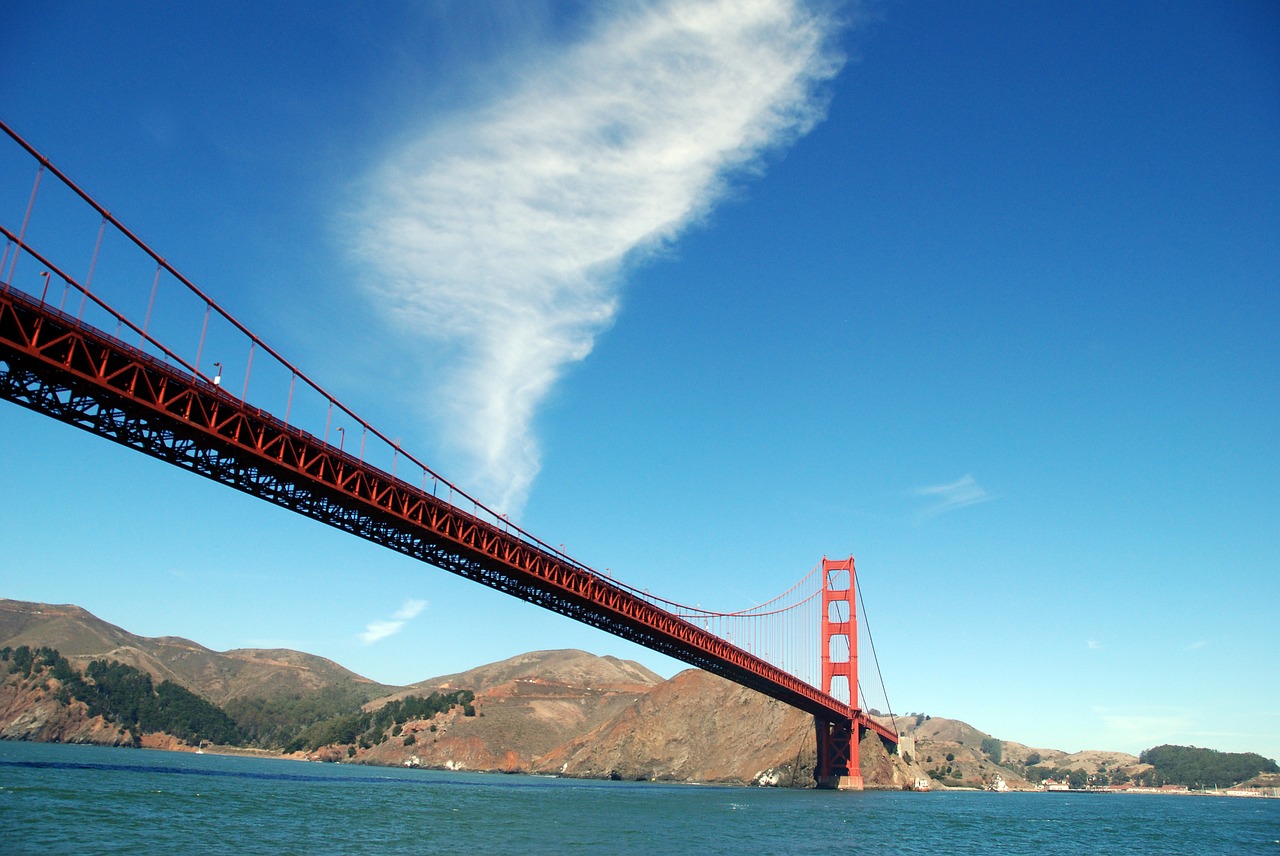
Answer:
[[360, 598, 428, 645], [1086, 639, 1104, 650], [351, 0, 847, 514], [1091, 706, 1197, 748], [911, 474, 993, 520]]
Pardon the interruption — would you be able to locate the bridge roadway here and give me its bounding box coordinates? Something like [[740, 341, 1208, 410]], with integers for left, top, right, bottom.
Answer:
[[0, 282, 896, 746]]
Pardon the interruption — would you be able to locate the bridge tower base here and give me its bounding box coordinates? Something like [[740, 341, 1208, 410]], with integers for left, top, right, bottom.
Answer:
[[815, 718, 863, 790]]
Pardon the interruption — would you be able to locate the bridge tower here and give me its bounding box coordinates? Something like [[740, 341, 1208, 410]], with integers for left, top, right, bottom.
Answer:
[[815, 555, 862, 790]]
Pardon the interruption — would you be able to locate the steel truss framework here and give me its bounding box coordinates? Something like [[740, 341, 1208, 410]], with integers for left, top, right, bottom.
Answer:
[[0, 287, 897, 761]]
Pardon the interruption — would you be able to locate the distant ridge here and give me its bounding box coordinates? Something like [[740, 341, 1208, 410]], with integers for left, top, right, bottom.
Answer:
[[0, 599, 395, 706], [3, 598, 1275, 791], [414, 648, 664, 694]]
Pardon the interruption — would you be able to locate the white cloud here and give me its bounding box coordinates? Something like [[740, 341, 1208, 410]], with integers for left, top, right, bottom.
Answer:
[[360, 598, 428, 645], [911, 474, 993, 520], [1086, 639, 1103, 650], [351, 0, 847, 514]]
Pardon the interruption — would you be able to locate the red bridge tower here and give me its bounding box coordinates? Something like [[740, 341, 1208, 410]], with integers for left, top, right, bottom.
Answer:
[[816, 555, 862, 789]]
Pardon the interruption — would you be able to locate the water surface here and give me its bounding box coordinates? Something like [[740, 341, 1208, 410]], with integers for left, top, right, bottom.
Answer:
[[1, 741, 1276, 854]]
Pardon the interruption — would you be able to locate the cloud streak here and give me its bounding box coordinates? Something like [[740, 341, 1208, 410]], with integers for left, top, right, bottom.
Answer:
[[360, 598, 428, 645], [352, 0, 846, 514], [1091, 706, 1197, 748], [911, 474, 993, 520]]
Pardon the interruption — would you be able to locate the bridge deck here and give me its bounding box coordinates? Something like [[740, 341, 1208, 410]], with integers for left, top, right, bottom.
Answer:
[[0, 284, 895, 745]]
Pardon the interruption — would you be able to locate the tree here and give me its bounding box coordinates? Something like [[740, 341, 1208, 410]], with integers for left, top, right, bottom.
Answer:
[[1140, 744, 1280, 788], [1068, 769, 1088, 790], [981, 738, 1003, 765]]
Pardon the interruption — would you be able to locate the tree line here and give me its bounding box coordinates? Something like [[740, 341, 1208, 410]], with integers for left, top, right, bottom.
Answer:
[[2, 645, 476, 754], [2, 645, 241, 746], [282, 689, 476, 753], [1137, 744, 1279, 788]]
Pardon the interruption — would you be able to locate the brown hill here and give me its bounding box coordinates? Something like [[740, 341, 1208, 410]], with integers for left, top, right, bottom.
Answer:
[[354, 665, 922, 788], [356, 649, 663, 772], [533, 668, 817, 784], [411, 648, 663, 695], [0, 599, 395, 706]]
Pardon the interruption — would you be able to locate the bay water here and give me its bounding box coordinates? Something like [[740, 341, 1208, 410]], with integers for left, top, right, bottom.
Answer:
[[2, 741, 1277, 854]]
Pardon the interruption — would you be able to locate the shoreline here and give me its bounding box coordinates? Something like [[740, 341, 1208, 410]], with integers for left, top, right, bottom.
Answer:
[[9, 737, 1278, 798]]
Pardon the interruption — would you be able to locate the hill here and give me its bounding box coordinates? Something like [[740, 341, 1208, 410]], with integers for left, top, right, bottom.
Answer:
[[355, 649, 664, 772], [0, 599, 396, 707], [895, 713, 1150, 789], [532, 667, 817, 784], [1, 599, 1275, 790], [413, 648, 663, 694]]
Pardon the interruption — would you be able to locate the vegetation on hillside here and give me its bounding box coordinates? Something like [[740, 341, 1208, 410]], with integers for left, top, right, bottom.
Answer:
[[1023, 766, 1095, 788], [1137, 744, 1279, 788], [1, 645, 480, 755], [2, 645, 242, 746], [283, 690, 476, 753], [223, 684, 393, 748]]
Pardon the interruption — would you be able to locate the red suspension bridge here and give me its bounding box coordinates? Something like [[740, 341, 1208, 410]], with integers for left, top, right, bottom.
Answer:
[[0, 120, 897, 789]]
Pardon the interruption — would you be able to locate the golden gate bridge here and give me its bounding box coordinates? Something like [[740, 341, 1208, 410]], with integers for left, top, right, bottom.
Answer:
[[0, 119, 897, 789]]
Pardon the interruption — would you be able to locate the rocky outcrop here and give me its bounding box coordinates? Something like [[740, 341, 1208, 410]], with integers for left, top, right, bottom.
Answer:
[[0, 671, 130, 745], [532, 669, 816, 785]]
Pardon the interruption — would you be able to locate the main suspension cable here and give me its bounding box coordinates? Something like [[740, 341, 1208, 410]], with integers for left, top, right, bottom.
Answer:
[[857, 579, 898, 738]]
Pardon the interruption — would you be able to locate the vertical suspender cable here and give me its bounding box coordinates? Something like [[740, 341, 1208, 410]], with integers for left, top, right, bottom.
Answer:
[[285, 372, 296, 426], [0, 239, 12, 290], [5, 164, 43, 286], [79, 218, 105, 320], [241, 342, 255, 402], [194, 303, 211, 375], [141, 264, 161, 347]]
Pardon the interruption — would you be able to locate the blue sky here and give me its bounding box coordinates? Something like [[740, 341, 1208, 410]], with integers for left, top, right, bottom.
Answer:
[[1, 1, 1277, 761]]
